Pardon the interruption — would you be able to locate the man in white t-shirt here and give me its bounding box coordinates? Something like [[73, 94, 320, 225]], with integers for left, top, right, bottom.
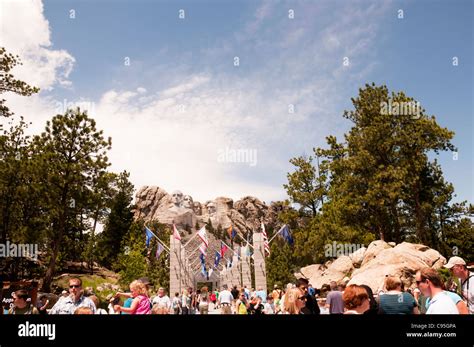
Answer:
[[152, 287, 171, 314], [416, 268, 458, 314], [444, 256, 474, 314], [218, 285, 234, 314]]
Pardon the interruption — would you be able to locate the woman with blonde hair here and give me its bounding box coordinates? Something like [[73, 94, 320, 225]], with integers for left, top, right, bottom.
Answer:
[[114, 280, 151, 314], [281, 288, 305, 314]]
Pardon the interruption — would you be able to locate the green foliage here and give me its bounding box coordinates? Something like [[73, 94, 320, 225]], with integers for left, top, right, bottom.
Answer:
[[116, 220, 170, 292], [96, 171, 135, 268], [0, 47, 39, 118], [266, 240, 296, 288]]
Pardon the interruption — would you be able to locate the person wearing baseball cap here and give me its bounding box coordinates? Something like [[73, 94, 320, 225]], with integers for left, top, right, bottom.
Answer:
[[444, 256, 473, 314]]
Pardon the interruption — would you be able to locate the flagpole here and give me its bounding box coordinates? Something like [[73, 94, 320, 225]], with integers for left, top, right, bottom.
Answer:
[[268, 224, 285, 244], [145, 223, 171, 253], [220, 240, 240, 257]]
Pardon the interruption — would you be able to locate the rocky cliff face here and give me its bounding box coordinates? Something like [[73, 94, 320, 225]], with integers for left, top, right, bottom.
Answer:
[[134, 186, 287, 240]]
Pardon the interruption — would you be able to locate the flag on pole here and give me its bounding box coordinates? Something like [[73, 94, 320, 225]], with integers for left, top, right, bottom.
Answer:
[[145, 227, 153, 248], [199, 242, 207, 255], [172, 224, 181, 241], [261, 222, 271, 257], [214, 251, 221, 268], [155, 242, 164, 259], [245, 243, 252, 257], [208, 268, 213, 278], [227, 226, 237, 240], [201, 263, 207, 278], [199, 253, 205, 265], [278, 224, 294, 245], [220, 242, 228, 258], [197, 226, 209, 246]]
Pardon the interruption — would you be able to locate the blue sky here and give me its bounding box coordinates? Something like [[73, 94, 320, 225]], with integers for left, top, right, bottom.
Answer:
[[1, 0, 472, 204]]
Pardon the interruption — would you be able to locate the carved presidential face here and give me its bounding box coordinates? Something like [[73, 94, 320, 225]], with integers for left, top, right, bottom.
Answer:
[[171, 190, 184, 207], [206, 202, 216, 215], [182, 195, 194, 209]]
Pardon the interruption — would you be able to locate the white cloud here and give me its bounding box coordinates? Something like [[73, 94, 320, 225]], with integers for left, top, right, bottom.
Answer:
[[0, 0, 75, 91]]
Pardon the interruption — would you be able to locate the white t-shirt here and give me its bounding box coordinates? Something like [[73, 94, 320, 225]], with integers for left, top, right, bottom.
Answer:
[[461, 274, 474, 314], [263, 302, 274, 314], [426, 292, 459, 314], [152, 295, 171, 310], [218, 290, 233, 304]]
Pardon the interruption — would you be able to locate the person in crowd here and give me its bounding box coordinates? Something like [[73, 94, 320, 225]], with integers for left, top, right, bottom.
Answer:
[[256, 287, 267, 303], [152, 287, 171, 314], [181, 288, 191, 315], [218, 284, 233, 314], [89, 295, 108, 314], [107, 294, 120, 314], [318, 298, 329, 314], [210, 290, 217, 308], [198, 286, 210, 314], [172, 292, 182, 314], [297, 278, 320, 314], [416, 268, 458, 314], [243, 286, 250, 300], [444, 256, 473, 314], [50, 278, 96, 314], [360, 284, 378, 315], [248, 296, 264, 314], [74, 306, 94, 314], [114, 280, 151, 314], [231, 285, 239, 302], [307, 284, 316, 297], [325, 281, 345, 314], [8, 290, 39, 315], [281, 288, 305, 314], [342, 284, 370, 314], [424, 281, 469, 314], [378, 276, 418, 314], [263, 296, 275, 314], [36, 295, 49, 315], [235, 292, 249, 314]]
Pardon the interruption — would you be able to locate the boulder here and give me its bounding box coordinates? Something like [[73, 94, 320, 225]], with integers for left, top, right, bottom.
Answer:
[[348, 242, 446, 292], [349, 247, 367, 267], [300, 241, 447, 293], [360, 240, 393, 267]]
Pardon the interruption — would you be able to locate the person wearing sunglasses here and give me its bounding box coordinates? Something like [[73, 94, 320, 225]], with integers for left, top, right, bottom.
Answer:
[[49, 278, 96, 314], [415, 268, 458, 315]]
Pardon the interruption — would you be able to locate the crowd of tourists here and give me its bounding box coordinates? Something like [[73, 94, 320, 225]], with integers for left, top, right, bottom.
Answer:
[[4, 256, 473, 315]]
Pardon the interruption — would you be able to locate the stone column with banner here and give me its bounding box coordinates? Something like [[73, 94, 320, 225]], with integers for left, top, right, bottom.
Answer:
[[231, 253, 241, 287], [240, 247, 252, 289], [253, 233, 267, 293], [169, 235, 182, 296]]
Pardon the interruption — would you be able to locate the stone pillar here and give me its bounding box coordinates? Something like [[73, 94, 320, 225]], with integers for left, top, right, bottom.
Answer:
[[169, 235, 182, 296], [231, 254, 241, 287], [253, 233, 267, 293], [240, 247, 252, 289]]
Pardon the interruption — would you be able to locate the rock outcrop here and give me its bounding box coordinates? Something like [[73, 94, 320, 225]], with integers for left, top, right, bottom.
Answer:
[[296, 241, 447, 292]]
